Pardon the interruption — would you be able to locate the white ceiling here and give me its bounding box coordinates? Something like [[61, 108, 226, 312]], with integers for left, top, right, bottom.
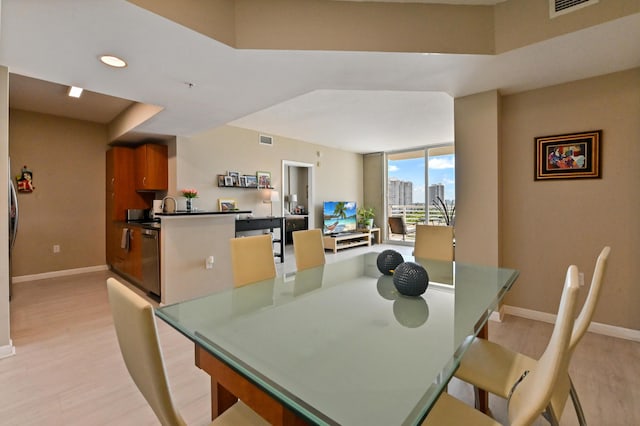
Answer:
[[1, 1, 639, 153]]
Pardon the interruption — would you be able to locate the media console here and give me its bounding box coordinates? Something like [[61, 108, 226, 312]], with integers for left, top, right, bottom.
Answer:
[[323, 232, 371, 253]]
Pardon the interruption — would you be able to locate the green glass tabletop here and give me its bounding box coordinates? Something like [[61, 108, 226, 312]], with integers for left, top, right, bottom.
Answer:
[[156, 252, 518, 425]]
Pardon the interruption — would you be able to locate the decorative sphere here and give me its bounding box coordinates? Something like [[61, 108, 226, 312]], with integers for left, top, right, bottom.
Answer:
[[393, 262, 430, 296], [376, 250, 404, 275], [393, 296, 429, 328], [376, 275, 399, 300]]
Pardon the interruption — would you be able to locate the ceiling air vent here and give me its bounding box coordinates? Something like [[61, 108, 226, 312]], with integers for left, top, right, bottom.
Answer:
[[550, 0, 598, 18], [259, 134, 274, 146]]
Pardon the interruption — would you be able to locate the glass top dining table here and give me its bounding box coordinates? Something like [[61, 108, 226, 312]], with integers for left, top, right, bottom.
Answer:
[[156, 252, 519, 426]]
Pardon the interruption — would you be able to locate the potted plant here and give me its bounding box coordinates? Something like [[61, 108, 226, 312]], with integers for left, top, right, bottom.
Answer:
[[357, 206, 375, 230]]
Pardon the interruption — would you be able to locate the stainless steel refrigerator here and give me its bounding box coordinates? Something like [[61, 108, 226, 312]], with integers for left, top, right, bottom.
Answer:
[[9, 162, 18, 300]]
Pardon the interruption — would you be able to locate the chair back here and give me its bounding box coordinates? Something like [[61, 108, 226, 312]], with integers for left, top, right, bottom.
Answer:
[[508, 266, 581, 426], [388, 216, 407, 235], [106, 278, 186, 426], [292, 229, 326, 271], [570, 246, 610, 352], [230, 234, 277, 287], [413, 225, 454, 261]]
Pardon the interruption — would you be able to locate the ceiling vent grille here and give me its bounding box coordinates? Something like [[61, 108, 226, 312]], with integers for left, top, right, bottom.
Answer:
[[259, 134, 273, 146], [550, 0, 598, 18]]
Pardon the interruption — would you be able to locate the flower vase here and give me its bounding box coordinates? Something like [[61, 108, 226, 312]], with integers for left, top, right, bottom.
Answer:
[[186, 198, 193, 211]]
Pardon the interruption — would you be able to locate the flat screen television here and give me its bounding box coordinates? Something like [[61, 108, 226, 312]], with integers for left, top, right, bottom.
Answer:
[[323, 201, 357, 235]]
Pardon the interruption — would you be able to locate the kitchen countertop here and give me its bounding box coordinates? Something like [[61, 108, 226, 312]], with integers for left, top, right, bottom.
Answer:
[[156, 210, 252, 217]]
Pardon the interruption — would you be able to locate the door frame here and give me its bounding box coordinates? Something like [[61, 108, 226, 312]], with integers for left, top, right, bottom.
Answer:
[[281, 160, 315, 229]]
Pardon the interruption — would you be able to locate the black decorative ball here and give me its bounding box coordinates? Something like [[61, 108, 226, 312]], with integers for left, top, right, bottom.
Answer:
[[376, 250, 404, 275], [393, 262, 430, 297]]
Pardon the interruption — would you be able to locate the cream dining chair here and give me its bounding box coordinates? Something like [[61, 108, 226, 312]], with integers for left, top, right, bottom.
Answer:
[[292, 229, 326, 271], [230, 234, 277, 287], [106, 278, 268, 426], [455, 246, 610, 425], [413, 225, 454, 261], [424, 265, 581, 426]]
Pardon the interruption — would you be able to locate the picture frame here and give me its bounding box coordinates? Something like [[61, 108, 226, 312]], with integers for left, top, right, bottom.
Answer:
[[244, 175, 258, 188], [535, 130, 601, 180], [227, 171, 240, 186], [256, 171, 271, 189], [239, 176, 247, 187], [224, 176, 233, 186], [218, 198, 237, 212], [217, 174, 226, 187]]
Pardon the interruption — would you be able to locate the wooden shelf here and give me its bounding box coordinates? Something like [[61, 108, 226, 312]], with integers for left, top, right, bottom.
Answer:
[[323, 232, 371, 254]]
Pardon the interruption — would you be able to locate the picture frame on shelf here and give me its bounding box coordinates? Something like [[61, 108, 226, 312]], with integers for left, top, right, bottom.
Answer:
[[257, 171, 271, 188], [239, 176, 247, 187], [224, 176, 233, 186], [218, 198, 237, 212], [227, 171, 240, 186], [217, 174, 226, 187], [535, 130, 601, 180], [245, 175, 258, 188]]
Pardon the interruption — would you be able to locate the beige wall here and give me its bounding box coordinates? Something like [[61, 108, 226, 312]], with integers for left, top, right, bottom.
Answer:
[[501, 69, 640, 330], [0, 67, 10, 351], [9, 109, 108, 276], [363, 152, 385, 233], [454, 91, 501, 267], [174, 125, 363, 229], [494, 0, 640, 53]]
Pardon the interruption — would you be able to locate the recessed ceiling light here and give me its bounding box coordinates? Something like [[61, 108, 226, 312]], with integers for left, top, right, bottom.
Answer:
[[99, 55, 127, 68], [68, 86, 83, 98]]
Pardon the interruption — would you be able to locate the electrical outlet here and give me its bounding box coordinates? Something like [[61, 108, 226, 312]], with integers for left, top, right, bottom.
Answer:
[[205, 256, 214, 269], [53, 244, 60, 253]]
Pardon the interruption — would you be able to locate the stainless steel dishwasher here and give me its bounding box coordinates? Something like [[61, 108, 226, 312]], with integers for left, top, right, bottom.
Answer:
[[141, 228, 160, 297]]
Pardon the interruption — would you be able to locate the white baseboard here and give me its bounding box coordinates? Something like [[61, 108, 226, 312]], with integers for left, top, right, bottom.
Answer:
[[489, 304, 505, 322], [503, 305, 640, 342], [0, 340, 16, 360], [12, 265, 109, 283]]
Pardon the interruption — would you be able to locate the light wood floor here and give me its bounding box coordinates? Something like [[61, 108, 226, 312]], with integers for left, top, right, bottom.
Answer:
[[4, 244, 639, 425]]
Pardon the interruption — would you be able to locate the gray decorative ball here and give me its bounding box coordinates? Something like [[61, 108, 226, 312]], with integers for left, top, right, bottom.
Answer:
[[393, 261, 430, 296], [393, 296, 429, 328], [376, 250, 404, 275]]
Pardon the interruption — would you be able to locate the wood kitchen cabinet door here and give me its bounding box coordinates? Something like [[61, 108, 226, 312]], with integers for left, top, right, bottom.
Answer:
[[122, 227, 143, 282], [135, 144, 168, 191]]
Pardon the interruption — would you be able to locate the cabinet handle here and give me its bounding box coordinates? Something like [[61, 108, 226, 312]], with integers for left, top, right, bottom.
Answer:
[[111, 177, 115, 185], [143, 177, 146, 186]]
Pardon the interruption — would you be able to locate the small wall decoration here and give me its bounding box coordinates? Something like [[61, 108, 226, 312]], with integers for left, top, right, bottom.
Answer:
[[257, 171, 271, 188], [535, 130, 601, 180], [16, 165, 35, 192], [227, 171, 240, 186], [244, 175, 258, 188], [218, 198, 237, 212]]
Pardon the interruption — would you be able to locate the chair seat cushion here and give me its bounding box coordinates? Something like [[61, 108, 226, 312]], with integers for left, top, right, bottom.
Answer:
[[455, 337, 572, 418], [422, 393, 500, 426]]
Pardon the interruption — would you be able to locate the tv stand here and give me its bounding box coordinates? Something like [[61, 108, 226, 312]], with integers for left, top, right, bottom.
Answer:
[[323, 232, 371, 253]]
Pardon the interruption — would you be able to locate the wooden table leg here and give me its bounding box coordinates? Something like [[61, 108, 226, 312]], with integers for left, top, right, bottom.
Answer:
[[477, 323, 490, 414], [195, 344, 310, 425], [211, 377, 238, 420]]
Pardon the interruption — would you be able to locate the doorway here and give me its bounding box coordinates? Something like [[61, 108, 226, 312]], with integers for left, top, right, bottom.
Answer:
[[281, 160, 315, 234]]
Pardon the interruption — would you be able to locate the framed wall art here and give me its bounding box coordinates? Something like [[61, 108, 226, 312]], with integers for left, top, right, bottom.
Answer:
[[535, 130, 601, 180], [218, 199, 237, 212], [256, 171, 271, 188], [245, 175, 258, 188]]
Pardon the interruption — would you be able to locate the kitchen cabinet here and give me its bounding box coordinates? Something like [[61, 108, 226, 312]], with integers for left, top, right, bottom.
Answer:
[[135, 143, 168, 191], [111, 223, 143, 284], [122, 226, 143, 282], [106, 147, 149, 266]]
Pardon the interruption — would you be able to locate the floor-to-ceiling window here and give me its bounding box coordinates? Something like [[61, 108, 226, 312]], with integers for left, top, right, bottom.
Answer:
[[386, 145, 455, 243]]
